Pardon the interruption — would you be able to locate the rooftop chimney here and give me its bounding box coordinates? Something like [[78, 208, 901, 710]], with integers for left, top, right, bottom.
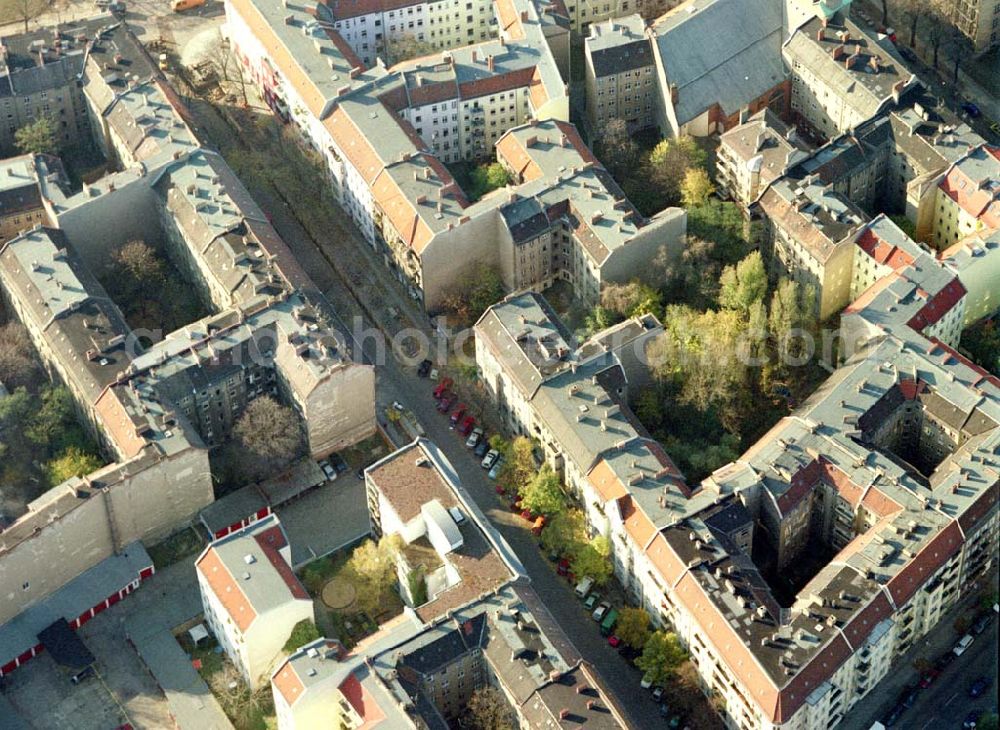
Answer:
[[487, 55, 495, 72]]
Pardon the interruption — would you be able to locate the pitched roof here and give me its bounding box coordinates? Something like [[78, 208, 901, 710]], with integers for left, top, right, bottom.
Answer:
[[652, 0, 785, 126], [195, 515, 308, 633]]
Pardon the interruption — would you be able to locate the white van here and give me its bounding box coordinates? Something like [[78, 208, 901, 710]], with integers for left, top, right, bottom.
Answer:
[[574, 576, 594, 598], [953, 634, 974, 656]]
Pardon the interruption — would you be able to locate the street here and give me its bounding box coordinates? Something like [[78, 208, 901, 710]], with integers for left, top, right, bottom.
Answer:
[[841, 610, 998, 730]]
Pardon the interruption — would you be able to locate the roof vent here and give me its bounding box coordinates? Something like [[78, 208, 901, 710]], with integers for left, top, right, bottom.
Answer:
[[244, 554, 256, 565]]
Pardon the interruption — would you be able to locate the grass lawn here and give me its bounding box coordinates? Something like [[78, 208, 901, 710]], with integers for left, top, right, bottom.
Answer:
[[298, 546, 405, 649], [147, 526, 206, 570]]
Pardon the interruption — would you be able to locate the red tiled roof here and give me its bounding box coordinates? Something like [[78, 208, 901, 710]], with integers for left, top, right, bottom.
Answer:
[[860, 486, 904, 518], [339, 673, 387, 729], [271, 659, 305, 706], [776, 459, 822, 513], [775, 634, 853, 723], [254, 525, 310, 601], [906, 276, 966, 332], [886, 520, 962, 607], [458, 67, 535, 100], [855, 227, 915, 270], [958, 480, 1000, 536], [841, 589, 892, 649], [928, 338, 1000, 389], [939, 146, 1000, 228], [819, 461, 863, 508], [195, 546, 258, 632]]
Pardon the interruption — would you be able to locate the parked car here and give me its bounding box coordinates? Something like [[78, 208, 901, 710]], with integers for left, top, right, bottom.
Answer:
[[964, 710, 982, 728], [592, 601, 611, 622], [481, 449, 500, 470], [899, 46, 917, 63], [640, 673, 653, 690], [574, 576, 594, 598], [172, 0, 204, 11], [329, 453, 349, 474], [488, 456, 504, 479], [659, 703, 671, 718], [417, 359, 432, 378], [651, 686, 664, 703], [556, 558, 570, 576], [968, 676, 990, 698], [882, 702, 906, 727], [600, 608, 619, 636], [900, 687, 918, 708], [474, 439, 490, 458], [466, 427, 483, 449], [583, 592, 600, 611], [618, 645, 641, 664], [934, 650, 955, 671], [450, 403, 467, 427], [918, 669, 939, 688], [433, 377, 453, 399], [607, 635, 621, 648], [953, 634, 974, 657], [319, 460, 337, 481], [436, 394, 454, 414], [391, 400, 405, 413], [458, 415, 475, 436], [961, 102, 982, 118], [971, 613, 991, 636]]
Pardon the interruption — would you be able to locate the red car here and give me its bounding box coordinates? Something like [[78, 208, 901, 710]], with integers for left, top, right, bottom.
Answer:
[[918, 669, 940, 688], [607, 635, 622, 648], [450, 403, 467, 426], [458, 414, 475, 435], [433, 377, 453, 399], [557, 558, 570, 576], [436, 393, 454, 413]]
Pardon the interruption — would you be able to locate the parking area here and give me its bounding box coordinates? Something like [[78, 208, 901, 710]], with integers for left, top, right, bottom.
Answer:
[[1, 647, 127, 730]]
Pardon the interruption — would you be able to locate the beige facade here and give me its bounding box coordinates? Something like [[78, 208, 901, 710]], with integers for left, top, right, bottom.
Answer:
[[948, 0, 1000, 53]]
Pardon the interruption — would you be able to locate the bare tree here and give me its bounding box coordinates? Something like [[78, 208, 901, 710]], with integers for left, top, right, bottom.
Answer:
[[463, 687, 515, 730], [233, 395, 303, 476], [3, 0, 48, 33], [382, 34, 436, 66], [210, 39, 250, 106], [894, 0, 923, 48], [0, 322, 39, 390]]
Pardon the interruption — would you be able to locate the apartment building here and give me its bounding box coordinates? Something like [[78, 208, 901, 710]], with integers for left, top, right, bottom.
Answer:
[[196, 515, 314, 689], [755, 176, 867, 320], [941, 227, 1000, 325], [0, 21, 375, 665], [0, 20, 98, 155], [716, 109, 808, 209], [365, 438, 524, 622], [946, 0, 1000, 53], [476, 257, 997, 730], [226, 0, 691, 311], [927, 144, 1000, 249], [584, 14, 656, 133], [273, 438, 625, 729], [649, 0, 788, 138], [0, 154, 68, 242], [783, 13, 915, 140], [560, 0, 675, 34], [324, 0, 499, 67]]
